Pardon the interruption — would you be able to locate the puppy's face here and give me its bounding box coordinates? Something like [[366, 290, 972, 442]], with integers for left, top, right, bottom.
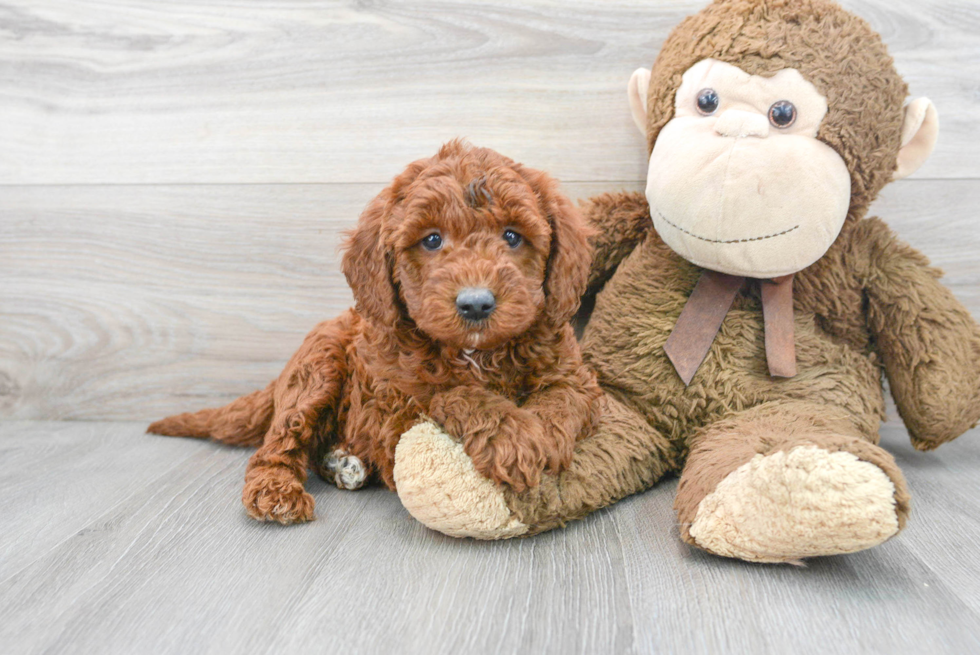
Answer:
[[393, 168, 551, 351], [342, 143, 591, 349]]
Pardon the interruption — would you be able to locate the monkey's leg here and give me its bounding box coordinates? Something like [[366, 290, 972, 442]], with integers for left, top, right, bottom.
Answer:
[[392, 393, 677, 539], [675, 400, 910, 563]]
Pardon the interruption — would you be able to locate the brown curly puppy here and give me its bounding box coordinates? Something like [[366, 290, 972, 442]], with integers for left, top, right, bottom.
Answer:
[[148, 140, 602, 524]]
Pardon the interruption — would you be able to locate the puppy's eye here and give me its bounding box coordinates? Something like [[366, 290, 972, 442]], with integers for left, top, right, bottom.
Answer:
[[502, 229, 523, 248], [696, 88, 719, 115], [768, 100, 797, 128], [420, 232, 443, 251]]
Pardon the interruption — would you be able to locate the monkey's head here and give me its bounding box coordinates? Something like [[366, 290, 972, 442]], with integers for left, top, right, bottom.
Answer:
[[630, 0, 938, 278]]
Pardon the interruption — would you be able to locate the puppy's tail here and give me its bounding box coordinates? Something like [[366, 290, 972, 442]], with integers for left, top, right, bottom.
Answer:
[[147, 382, 275, 447]]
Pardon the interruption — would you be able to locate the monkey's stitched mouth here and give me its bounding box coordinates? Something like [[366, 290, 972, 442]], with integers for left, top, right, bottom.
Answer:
[[655, 209, 799, 244]]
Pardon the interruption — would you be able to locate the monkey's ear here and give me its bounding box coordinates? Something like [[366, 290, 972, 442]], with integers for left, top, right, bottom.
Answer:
[[894, 98, 939, 180], [628, 68, 652, 136], [342, 191, 400, 327]]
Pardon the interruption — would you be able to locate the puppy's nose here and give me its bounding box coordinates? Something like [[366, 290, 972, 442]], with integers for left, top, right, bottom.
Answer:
[[456, 287, 496, 322]]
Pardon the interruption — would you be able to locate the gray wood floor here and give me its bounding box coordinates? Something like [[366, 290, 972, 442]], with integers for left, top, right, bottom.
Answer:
[[3, 0, 980, 653], [1, 421, 979, 654]]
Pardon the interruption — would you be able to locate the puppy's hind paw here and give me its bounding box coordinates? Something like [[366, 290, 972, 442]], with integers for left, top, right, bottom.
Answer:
[[322, 449, 367, 490]]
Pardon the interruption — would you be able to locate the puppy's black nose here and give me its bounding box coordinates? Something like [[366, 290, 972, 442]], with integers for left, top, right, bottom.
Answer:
[[456, 287, 496, 322]]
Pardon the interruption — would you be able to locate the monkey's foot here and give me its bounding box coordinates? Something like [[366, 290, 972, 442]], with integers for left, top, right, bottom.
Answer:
[[688, 446, 901, 563], [393, 421, 528, 539]]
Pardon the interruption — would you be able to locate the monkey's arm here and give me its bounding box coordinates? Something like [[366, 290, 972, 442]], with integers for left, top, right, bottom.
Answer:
[[580, 191, 655, 298], [860, 218, 980, 450]]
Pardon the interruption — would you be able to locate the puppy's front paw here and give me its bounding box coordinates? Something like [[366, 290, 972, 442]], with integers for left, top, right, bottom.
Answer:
[[428, 388, 552, 492], [466, 409, 550, 492], [242, 468, 315, 524]]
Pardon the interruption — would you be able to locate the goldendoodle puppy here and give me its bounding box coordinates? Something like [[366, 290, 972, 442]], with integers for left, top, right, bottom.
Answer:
[[148, 140, 601, 524]]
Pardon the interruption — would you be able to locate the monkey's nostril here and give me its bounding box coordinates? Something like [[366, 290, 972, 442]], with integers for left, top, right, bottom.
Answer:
[[456, 287, 496, 322], [713, 109, 770, 139]]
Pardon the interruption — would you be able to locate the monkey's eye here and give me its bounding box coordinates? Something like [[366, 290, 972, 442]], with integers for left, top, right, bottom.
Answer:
[[503, 229, 523, 248], [696, 88, 719, 115], [768, 100, 797, 128], [420, 232, 443, 251]]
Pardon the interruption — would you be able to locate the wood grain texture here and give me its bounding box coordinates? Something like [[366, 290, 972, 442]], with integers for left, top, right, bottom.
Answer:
[[0, 183, 366, 420], [0, 0, 976, 186], [1, 420, 978, 655], [1, 179, 977, 421]]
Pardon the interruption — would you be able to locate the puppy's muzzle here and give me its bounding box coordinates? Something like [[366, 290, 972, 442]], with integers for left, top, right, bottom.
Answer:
[[456, 287, 496, 322]]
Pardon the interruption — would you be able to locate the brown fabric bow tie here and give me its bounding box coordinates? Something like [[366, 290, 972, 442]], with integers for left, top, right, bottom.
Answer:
[[663, 270, 797, 386]]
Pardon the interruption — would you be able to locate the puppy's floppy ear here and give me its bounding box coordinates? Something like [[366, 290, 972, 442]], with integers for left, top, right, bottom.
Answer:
[[343, 157, 432, 326], [342, 190, 400, 326], [518, 166, 593, 327]]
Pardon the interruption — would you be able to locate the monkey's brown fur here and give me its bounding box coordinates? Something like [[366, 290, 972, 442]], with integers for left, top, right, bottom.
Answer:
[[149, 141, 601, 523], [480, 0, 980, 553]]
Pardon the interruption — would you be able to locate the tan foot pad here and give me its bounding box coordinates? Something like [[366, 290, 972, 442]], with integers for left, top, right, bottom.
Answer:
[[689, 445, 900, 563], [393, 421, 528, 540], [322, 449, 367, 490]]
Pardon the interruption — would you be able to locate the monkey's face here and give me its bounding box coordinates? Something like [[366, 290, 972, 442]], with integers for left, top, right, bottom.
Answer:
[[645, 59, 851, 279]]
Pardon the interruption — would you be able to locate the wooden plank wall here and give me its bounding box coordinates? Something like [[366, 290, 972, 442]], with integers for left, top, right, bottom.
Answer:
[[1, 0, 978, 421]]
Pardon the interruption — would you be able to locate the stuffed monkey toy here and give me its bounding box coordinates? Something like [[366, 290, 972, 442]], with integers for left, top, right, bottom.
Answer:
[[392, 0, 980, 562]]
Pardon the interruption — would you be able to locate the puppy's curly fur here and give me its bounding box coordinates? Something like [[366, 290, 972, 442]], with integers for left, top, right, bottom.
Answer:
[[148, 141, 602, 524]]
